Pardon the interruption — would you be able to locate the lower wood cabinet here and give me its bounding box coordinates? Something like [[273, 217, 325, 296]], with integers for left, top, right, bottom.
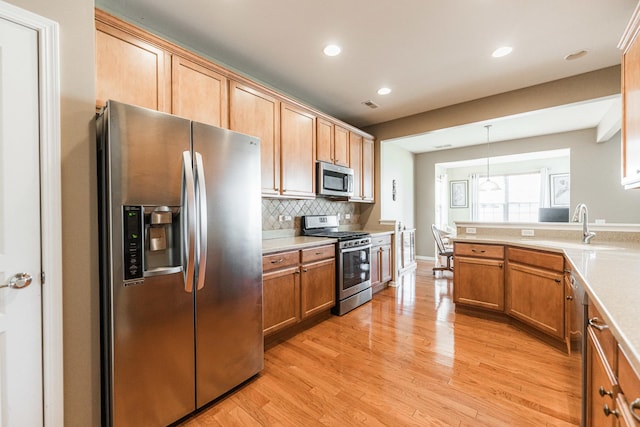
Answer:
[[587, 327, 618, 427], [506, 247, 565, 340], [263, 244, 335, 337], [371, 234, 393, 292], [453, 243, 505, 311]]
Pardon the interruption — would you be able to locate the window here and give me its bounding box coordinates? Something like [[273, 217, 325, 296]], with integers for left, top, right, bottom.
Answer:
[[477, 172, 541, 222]]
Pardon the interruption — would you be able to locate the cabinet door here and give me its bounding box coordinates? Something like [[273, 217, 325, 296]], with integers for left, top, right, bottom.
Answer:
[[95, 20, 169, 111], [454, 256, 504, 311], [316, 118, 334, 164], [507, 263, 565, 340], [300, 258, 335, 318], [362, 137, 374, 202], [622, 29, 640, 189], [280, 103, 316, 198], [263, 266, 300, 336], [334, 125, 349, 166], [349, 132, 363, 200], [172, 56, 228, 127], [380, 244, 392, 283], [587, 329, 617, 427], [229, 81, 280, 196], [618, 345, 640, 427], [370, 247, 381, 287]]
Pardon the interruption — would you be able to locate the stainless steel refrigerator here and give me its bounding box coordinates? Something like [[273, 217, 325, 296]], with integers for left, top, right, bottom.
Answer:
[[97, 100, 263, 426]]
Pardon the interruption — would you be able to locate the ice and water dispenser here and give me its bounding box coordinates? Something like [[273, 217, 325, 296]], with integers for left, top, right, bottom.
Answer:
[[122, 205, 182, 285]]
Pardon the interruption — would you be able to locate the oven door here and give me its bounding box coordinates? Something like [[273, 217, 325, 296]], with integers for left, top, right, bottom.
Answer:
[[338, 244, 372, 300]]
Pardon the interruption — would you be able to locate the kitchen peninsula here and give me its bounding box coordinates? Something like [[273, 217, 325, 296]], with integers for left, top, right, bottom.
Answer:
[[453, 221, 640, 425]]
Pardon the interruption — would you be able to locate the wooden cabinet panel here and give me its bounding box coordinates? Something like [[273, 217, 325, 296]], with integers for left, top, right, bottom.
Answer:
[[263, 266, 300, 336], [454, 256, 504, 311], [262, 250, 299, 272], [172, 56, 227, 127], [380, 244, 392, 283], [334, 125, 349, 167], [587, 328, 617, 427], [280, 103, 316, 198], [455, 243, 504, 259], [300, 244, 335, 263], [508, 246, 564, 272], [316, 118, 334, 164], [301, 258, 335, 318], [507, 262, 565, 340], [229, 81, 280, 196], [349, 132, 363, 201], [362, 137, 374, 202], [618, 345, 640, 426], [95, 20, 169, 111], [588, 303, 617, 369]]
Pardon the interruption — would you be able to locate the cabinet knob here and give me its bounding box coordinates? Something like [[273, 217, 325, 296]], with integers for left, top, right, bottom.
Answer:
[[566, 295, 574, 301], [554, 278, 561, 283], [599, 386, 613, 397], [303, 268, 308, 273], [603, 404, 619, 418]]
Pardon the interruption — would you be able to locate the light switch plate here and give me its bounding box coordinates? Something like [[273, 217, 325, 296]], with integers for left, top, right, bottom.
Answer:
[[466, 227, 476, 234]]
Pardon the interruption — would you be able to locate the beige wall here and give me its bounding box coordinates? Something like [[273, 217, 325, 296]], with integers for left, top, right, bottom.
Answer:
[[379, 143, 415, 227], [6, 0, 99, 425]]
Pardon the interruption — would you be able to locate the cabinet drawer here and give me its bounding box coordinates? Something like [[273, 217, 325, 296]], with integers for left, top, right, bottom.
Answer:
[[301, 244, 335, 263], [454, 243, 504, 259], [508, 247, 564, 272], [263, 250, 299, 272], [588, 303, 617, 369], [371, 234, 392, 247]]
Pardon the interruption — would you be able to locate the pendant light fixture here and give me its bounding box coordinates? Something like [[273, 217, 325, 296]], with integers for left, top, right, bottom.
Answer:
[[479, 124, 501, 191]]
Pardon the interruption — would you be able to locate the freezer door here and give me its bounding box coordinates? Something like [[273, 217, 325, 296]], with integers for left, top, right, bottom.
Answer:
[[101, 101, 196, 426], [191, 122, 264, 407]]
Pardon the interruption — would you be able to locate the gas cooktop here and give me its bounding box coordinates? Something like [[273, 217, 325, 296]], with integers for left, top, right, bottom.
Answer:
[[301, 215, 369, 241]]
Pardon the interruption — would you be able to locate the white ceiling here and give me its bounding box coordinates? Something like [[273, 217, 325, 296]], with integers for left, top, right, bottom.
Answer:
[[96, 0, 636, 149]]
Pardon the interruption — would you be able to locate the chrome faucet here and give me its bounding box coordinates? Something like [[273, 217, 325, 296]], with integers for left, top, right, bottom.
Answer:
[[572, 203, 596, 244]]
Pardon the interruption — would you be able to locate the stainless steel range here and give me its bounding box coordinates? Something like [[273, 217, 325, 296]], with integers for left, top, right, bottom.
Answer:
[[302, 215, 372, 315]]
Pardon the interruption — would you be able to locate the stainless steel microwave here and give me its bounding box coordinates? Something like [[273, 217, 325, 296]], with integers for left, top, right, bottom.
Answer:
[[316, 161, 354, 197]]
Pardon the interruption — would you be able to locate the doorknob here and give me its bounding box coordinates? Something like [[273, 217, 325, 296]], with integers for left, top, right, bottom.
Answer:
[[0, 273, 33, 290]]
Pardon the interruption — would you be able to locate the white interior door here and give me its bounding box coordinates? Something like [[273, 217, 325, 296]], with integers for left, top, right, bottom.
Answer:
[[0, 15, 43, 427]]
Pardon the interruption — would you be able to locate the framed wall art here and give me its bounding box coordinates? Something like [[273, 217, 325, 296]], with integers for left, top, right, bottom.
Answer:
[[450, 180, 468, 208], [550, 173, 570, 207]]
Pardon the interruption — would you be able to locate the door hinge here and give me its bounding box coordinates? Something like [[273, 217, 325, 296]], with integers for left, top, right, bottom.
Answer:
[[41, 271, 45, 285]]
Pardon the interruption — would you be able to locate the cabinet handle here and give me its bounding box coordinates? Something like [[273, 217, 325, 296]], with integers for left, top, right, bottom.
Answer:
[[303, 268, 308, 273], [471, 249, 486, 253], [566, 295, 574, 301], [270, 258, 284, 264], [630, 398, 640, 422], [588, 317, 609, 331], [554, 278, 561, 283], [599, 386, 613, 397], [294, 270, 300, 275], [603, 404, 619, 418], [315, 252, 322, 255]]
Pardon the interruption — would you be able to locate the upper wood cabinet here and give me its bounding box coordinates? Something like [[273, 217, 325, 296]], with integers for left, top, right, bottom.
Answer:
[[95, 16, 170, 111], [620, 5, 640, 189], [362, 137, 374, 202], [317, 118, 350, 167], [172, 56, 228, 127], [229, 81, 280, 196], [280, 103, 316, 198], [349, 132, 363, 201]]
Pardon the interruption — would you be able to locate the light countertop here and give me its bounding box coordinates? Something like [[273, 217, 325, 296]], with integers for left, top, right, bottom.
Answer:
[[453, 234, 640, 375]]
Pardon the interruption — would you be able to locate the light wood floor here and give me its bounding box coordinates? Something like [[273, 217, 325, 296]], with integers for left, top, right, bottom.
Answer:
[[180, 260, 581, 426]]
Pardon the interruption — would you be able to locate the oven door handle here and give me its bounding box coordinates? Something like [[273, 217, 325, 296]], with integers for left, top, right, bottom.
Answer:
[[339, 244, 372, 254]]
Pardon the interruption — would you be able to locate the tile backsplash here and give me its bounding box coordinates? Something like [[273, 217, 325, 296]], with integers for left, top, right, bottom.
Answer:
[[262, 198, 361, 232]]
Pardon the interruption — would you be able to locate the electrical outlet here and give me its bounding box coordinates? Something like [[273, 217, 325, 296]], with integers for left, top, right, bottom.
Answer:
[[278, 215, 284, 222], [521, 229, 535, 237], [595, 219, 606, 224], [284, 215, 292, 221], [466, 227, 476, 234], [345, 213, 351, 219]]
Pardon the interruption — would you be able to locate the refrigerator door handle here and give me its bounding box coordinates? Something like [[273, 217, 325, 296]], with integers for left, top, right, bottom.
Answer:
[[181, 150, 197, 293], [194, 152, 207, 291]]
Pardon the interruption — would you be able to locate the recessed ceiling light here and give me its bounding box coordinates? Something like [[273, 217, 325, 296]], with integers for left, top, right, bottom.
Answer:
[[492, 46, 513, 58], [377, 87, 391, 95], [564, 49, 588, 61], [323, 44, 341, 57]]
